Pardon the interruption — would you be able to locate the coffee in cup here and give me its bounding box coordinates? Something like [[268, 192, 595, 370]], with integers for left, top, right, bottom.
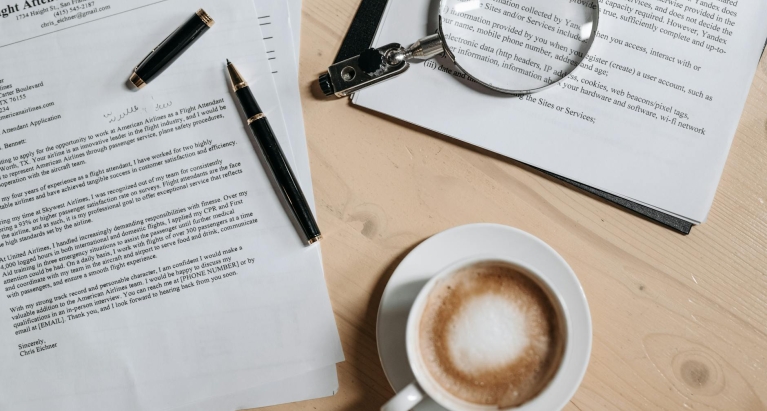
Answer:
[[417, 261, 565, 408]]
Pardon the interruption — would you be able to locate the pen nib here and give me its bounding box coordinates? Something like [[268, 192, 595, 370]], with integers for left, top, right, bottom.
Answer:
[[227, 61, 248, 91], [226, 59, 231, 65]]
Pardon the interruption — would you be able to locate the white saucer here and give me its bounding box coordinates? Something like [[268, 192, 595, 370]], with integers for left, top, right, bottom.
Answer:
[[376, 224, 592, 411]]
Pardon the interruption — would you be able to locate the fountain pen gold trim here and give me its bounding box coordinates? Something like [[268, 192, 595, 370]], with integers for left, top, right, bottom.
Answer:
[[196, 9, 214, 28], [227, 60, 249, 91]]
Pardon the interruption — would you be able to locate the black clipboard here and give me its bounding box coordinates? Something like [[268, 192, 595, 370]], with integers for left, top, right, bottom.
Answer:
[[333, 0, 694, 234]]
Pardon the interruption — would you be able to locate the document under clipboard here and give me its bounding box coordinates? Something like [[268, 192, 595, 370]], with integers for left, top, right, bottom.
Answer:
[[332, 0, 698, 235]]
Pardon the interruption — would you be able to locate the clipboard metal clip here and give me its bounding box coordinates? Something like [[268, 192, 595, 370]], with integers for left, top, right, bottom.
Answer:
[[319, 42, 411, 98]]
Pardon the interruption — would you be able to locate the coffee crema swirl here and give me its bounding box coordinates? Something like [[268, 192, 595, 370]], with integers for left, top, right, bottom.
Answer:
[[418, 262, 565, 407]]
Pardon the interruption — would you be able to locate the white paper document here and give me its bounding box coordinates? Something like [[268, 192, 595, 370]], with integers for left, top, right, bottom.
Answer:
[[0, 0, 342, 410], [287, 0, 302, 59], [256, 0, 314, 211], [173, 365, 338, 411], [175, 0, 341, 409], [177, 0, 341, 408], [355, 0, 767, 223]]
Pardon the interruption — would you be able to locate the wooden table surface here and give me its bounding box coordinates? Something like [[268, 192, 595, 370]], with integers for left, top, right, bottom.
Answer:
[[263, 0, 767, 409]]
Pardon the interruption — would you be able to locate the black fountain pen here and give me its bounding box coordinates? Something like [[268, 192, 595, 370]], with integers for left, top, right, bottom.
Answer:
[[226, 60, 322, 245]]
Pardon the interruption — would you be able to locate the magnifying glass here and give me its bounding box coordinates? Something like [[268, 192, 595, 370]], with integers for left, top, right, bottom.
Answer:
[[319, 0, 599, 97]]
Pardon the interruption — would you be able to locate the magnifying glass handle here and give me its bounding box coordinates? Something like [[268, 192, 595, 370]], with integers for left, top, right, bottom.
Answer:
[[319, 34, 445, 98], [397, 34, 444, 62]]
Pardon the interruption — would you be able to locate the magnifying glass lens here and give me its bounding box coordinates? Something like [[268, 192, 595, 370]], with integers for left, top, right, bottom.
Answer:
[[440, 0, 598, 93]]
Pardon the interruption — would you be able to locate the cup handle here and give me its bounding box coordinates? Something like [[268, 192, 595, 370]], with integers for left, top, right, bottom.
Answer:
[[381, 382, 425, 411]]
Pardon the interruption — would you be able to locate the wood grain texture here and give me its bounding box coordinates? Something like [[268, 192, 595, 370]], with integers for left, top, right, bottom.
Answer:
[[259, 1, 767, 409]]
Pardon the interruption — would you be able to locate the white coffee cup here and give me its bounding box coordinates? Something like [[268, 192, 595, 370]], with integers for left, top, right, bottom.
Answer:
[[381, 254, 588, 411]]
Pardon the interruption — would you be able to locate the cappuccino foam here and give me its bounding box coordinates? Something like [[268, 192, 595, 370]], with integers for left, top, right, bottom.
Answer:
[[418, 262, 564, 407]]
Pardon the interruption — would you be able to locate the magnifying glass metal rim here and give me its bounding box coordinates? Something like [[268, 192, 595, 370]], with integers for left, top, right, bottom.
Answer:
[[436, 0, 602, 95], [319, 0, 601, 97]]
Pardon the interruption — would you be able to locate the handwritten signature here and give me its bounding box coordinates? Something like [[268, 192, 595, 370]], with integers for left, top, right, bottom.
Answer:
[[103, 100, 173, 123], [155, 101, 173, 111], [103, 105, 139, 123]]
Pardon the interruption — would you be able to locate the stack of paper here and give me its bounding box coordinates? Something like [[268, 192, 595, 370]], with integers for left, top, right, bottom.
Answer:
[[354, 0, 767, 225], [0, 0, 342, 410]]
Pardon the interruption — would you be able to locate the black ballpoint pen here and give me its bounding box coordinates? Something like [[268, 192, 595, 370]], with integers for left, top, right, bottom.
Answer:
[[226, 60, 322, 245]]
